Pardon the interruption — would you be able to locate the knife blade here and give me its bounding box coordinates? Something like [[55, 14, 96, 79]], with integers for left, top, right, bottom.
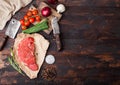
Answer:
[[5, 18, 20, 39], [0, 18, 20, 50], [51, 17, 61, 51]]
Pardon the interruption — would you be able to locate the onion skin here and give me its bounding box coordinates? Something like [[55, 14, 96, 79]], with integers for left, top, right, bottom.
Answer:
[[41, 7, 51, 17]]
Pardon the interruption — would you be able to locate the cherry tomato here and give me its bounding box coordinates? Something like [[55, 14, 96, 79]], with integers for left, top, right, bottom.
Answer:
[[27, 11, 32, 17], [24, 20, 30, 26], [21, 25, 27, 30], [24, 15, 29, 20], [29, 17, 35, 23], [20, 19, 25, 25], [35, 16, 41, 21], [32, 10, 38, 15]]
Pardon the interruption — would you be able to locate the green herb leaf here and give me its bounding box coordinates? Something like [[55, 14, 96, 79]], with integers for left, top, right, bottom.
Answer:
[[10, 48, 19, 67], [8, 48, 25, 76], [23, 19, 48, 34], [8, 57, 25, 76]]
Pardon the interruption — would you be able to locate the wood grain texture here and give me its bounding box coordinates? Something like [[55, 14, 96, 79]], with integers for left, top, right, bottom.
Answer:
[[0, 0, 120, 85]]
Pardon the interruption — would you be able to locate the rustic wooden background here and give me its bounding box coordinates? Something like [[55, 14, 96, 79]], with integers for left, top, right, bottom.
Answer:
[[0, 0, 120, 85]]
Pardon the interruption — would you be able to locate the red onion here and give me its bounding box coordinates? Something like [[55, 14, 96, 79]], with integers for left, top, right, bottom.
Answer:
[[48, 0, 57, 4], [41, 7, 51, 17]]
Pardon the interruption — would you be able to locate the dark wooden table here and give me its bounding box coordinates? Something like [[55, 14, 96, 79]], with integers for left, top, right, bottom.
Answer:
[[0, 0, 120, 85]]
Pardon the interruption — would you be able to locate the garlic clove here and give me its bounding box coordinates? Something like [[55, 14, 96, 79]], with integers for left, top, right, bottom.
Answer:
[[56, 4, 66, 13]]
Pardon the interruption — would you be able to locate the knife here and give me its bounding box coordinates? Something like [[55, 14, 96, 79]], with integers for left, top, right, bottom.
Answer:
[[0, 18, 20, 50], [51, 17, 61, 51]]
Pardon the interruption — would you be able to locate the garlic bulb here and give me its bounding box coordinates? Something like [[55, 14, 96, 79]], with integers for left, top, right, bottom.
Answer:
[[56, 4, 66, 13]]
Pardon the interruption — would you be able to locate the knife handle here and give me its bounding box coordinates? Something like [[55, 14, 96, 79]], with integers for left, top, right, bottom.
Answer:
[[54, 34, 61, 51], [0, 35, 8, 51]]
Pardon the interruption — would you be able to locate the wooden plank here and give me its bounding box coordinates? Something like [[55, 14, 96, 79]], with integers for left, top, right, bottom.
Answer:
[[64, 0, 120, 7], [0, 0, 120, 85]]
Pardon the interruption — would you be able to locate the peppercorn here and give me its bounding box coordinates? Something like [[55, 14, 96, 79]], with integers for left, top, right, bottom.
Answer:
[[41, 65, 57, 81]]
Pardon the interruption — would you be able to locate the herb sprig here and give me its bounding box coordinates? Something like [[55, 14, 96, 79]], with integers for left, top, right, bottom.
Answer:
[[8, 48, 25, 76]]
